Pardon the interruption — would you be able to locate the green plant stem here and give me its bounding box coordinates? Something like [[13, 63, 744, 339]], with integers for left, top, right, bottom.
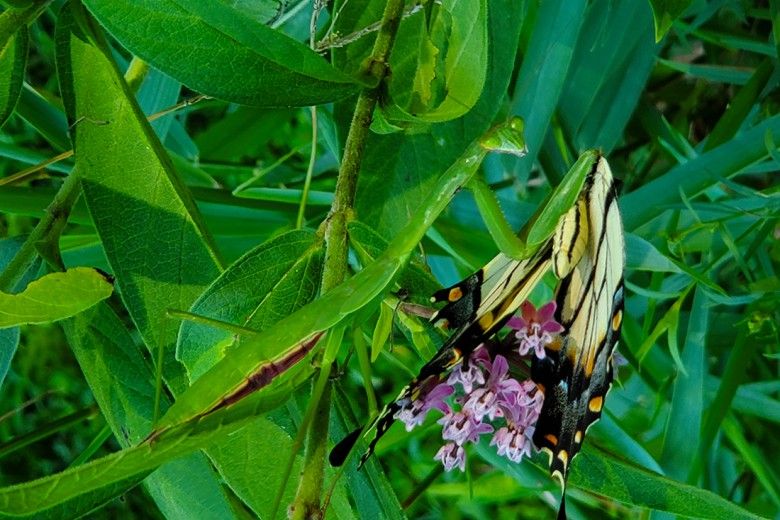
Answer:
[[290, 0, 406, 516], [0, 406, 99, 459], [274, 358, 333, 520], [0, 171, 81, 292], [297, 106, 318, 229], [402, 465, 444, 509], [68, 423, 112, 467]]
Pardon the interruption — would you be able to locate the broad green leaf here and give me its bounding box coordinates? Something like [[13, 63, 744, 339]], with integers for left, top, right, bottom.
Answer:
[[62, 303, 236, 519], [82, 0, 357, 106], [56, 3, 223, 392], [56, 6, 240, 517], [0, 26, 26, 128], [155, 119, 522, 431], [356, 0, 525, 238], [571, 445, 761, 518], [481, 444, 762, 518], [384, 0, 488, 123], [649, 0, 692, 41], [0, 267, 112, 327], [177, 229, 324, 381]]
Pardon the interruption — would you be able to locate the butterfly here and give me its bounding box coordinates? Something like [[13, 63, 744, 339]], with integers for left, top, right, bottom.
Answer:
[[331, 153, 624, 520]]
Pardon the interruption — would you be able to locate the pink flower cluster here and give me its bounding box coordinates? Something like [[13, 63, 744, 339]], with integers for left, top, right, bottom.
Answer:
[[394, 300, 563, 471]]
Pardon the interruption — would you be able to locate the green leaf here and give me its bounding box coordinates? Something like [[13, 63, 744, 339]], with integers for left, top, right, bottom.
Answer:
[[481, 443, 762, 518], [556, 0, 657, 154], [508, 0, 587, 183], [625, 233, 682, 272], [571, 445, 762, 518], [0, 236, 41, 387], [56, 7, 244, 516], [0, 475, 150, 520], [660, 287, 708, 481], [16, 83, 70, 151], [56, 3, 223, 392], [704, 59, 774, 151], [370, 301, 394, 362], [177, 229, 324, 381], [82, 0, 358, 106], [649, 0, 692, 41], [62, 303, 237, 519], [356, 0, 525, 238], [0, 25, 26, 128], [0, 267, 112, 327], [657, 58, 752, 85], [0, 327, 17, 388], [385, 0, 488, 123], [332, 386, 405, 519]]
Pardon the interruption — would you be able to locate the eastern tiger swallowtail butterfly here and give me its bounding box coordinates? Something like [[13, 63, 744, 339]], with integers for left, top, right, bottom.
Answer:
[[331, 153, 624, 520]]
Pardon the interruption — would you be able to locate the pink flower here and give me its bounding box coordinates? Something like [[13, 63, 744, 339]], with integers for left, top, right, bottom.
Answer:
[[507, 301, 563, 359], [463, 355, 522, 421], [489, 381, 543, 463], [439, 410, 493, 445], [490, 424, 533, 463], [434, 442, 466, 472], [426, 348, 544, 472], [394, 382, 454, 431], [447, 356, 486, 394]]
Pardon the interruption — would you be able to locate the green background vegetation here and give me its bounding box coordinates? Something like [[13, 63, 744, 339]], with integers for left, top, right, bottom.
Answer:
[[0, 0, 778, 519]]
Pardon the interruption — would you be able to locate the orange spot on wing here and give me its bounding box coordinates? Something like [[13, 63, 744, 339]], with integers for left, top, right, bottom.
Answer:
[[448, 287, 463, 301], [612, 309, 623, 331], [546, 335, 564, 352], [589, 395, 603, 413], [545, 434, 559, 446]]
